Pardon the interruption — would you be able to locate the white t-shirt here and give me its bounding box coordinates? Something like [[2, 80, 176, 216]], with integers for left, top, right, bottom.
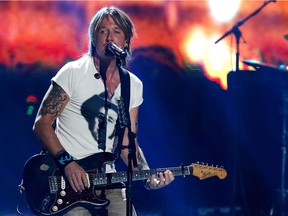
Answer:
[[52, 55, 143, 163]]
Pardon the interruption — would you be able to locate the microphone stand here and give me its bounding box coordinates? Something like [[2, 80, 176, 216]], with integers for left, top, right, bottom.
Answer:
[[126, 130, 138, 216], [279, 88, 288, 216], [115, 55, 137, 216], [215, 1, 277, 215], [271, 84, 288, 216], [215, 0, 276, 72]]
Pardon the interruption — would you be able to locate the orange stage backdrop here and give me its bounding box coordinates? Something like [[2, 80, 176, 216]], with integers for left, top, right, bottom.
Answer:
[[0, 1, 288, 89]]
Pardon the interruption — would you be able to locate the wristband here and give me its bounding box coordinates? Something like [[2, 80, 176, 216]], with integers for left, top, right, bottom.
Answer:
[[55, 150, 74, 169]]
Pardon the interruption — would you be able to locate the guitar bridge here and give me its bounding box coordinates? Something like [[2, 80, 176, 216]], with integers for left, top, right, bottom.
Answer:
[[48, 176, 58, 193]]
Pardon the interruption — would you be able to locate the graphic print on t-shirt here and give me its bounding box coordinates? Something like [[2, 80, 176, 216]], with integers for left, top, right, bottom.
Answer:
[[81, 91, 118, 151]]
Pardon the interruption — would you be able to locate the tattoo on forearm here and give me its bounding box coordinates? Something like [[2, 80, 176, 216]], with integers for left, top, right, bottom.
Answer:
[[137, 152, 149, 170], [40, 84, 67, 117]]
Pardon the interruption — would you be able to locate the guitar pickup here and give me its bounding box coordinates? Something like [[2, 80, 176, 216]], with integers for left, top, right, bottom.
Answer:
[[48, 176, 58, 193]]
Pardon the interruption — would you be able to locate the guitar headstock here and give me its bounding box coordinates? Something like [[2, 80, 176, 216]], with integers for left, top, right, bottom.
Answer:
[[191, 163, 227, 180]]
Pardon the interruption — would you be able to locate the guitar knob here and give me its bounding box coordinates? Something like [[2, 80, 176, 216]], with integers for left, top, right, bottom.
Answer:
[[60, 190, 66, 196], [57, 199, 63, 205], [52, 206, 58, 212]]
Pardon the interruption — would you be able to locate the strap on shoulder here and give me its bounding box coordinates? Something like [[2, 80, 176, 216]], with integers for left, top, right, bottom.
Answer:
[[115, 66, 131, 157]]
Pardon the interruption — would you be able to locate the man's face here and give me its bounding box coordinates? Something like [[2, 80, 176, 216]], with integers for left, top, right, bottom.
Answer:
[[94, 15, 127, 60]]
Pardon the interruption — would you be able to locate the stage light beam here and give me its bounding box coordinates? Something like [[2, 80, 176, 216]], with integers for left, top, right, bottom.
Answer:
[[208, 0, 242, 23]]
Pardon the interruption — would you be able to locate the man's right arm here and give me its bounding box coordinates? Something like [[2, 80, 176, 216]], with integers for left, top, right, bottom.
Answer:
[[33, 82, 89, 192], [33, 82, 69, 155]]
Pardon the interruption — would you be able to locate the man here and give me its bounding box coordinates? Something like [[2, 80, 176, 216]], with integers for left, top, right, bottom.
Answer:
[[33, 6, 174, 216]]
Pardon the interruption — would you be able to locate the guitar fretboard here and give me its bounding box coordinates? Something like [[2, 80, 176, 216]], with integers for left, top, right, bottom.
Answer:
[[92, 166, 192, 185]]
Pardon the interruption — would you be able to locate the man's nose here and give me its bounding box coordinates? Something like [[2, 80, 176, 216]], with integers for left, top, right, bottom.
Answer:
[[106, 31, 113, 41]]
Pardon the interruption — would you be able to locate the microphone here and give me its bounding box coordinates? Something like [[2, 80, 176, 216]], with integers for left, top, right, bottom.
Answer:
[[105, 42, 127, 59]]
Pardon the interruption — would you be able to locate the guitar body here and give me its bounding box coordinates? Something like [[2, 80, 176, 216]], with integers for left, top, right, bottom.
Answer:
[[22, 153, 115, 216], [22, 152, 227, 216]]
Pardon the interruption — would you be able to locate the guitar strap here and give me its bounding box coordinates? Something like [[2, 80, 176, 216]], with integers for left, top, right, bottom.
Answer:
[[115, 66, 133, 158]]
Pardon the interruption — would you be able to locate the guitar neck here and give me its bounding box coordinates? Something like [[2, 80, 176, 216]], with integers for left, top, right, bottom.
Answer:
[[93, 166, 192, 186]]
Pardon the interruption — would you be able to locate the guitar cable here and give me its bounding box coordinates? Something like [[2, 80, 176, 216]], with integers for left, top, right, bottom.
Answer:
[[16, 179, 25, 216]]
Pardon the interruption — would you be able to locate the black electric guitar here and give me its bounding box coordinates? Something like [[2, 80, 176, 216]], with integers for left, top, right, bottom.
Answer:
[[22, 152, 227, 216]]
